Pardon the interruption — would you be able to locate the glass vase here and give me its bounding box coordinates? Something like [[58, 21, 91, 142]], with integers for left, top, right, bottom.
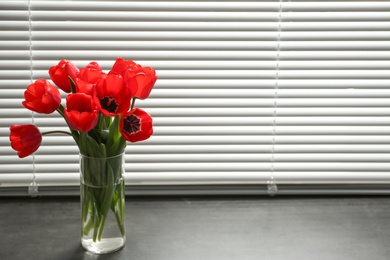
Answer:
[[79, 153, 126, 254]]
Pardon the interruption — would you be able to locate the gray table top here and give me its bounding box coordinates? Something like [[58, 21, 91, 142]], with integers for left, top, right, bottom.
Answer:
[[1, 196, 390, 260]]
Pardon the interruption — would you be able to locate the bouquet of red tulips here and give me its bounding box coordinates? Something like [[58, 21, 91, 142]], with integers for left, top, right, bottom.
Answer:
[[10, 57, 157, 158], [9, 58, 157, 251]]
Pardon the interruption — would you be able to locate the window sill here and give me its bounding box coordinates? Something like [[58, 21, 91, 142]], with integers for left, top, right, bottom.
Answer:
[[1, 195, 390, 260]]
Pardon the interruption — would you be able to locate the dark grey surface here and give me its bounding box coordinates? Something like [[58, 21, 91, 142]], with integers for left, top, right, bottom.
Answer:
[[1, 196, 390, 260]]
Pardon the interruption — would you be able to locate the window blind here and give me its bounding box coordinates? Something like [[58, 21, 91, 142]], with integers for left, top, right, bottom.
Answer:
[[1, 0, 390, 196]]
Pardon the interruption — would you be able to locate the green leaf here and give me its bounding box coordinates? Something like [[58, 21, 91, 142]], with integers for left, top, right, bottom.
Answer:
[[107, 136, 126, 157], [86, 135, 103, 158], [106, 116, 126, 156], [100, 130, 109, 144], [106, 117, 120, 145], [78, 132, 88, 156], [104, 116, 112, 129], [99, 143, 107, 158]]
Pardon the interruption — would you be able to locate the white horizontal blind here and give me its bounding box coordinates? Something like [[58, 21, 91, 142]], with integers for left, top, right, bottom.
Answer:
[[0, 0, 389, 195], [275, 1, 390, 188]]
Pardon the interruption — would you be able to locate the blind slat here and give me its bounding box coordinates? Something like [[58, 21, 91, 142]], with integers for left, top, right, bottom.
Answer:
[[23, 60, 390, 70], [31, 1, 280, 11], [27, 21, 390, 31], [13, 153, 389, 164], [29, 144, 390, 154], [6, 88, 390, 99]]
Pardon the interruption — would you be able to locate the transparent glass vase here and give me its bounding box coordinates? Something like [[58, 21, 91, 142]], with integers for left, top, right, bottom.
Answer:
[[79, 153, 126, 254]]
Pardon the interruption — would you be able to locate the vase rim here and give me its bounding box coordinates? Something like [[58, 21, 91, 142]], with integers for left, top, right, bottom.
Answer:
[[79, 152, 125, 160]]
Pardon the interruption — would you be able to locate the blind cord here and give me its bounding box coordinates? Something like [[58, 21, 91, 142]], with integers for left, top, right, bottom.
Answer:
[[267, 0, 283, 196], [27, 0, 38, 197]]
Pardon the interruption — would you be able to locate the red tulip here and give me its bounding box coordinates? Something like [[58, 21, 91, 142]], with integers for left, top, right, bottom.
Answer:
[[77, 62, 106, 85], [109, 57, 140, 77], [75, 79, 94, 96], [49, 59, 79, 93], [64, 93, 99, 132], [124, 66, 157, 100], [9, 124, 42, 158], [109, 58, 139, 95], [120, 108, 153, 142], [22, 79, 61, 114], [94, 74, 133, 117], [76, 62, 106, 96]]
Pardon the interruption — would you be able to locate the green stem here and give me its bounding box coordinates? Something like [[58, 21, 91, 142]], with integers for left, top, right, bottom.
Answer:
[[93, 205, 100, 242], [78, 132, 89, 156], [82, 218, 93, 236], [56, 104, 80, 144], [112, 182, 126, 236], [56, 104, 65, 117], [96, 112, 105, 131], [68, 76, 77, 94], [130, 97, 136, 111]]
